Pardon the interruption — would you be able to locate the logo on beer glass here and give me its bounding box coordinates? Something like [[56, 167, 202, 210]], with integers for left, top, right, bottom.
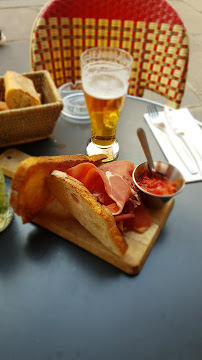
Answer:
[[81, 47, 133, 162]]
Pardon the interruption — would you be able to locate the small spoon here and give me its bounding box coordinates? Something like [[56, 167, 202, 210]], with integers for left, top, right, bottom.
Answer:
[[137, 128, 164, 177]]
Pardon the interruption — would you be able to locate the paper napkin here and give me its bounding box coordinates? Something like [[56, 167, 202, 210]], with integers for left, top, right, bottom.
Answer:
[[144, 108, 202, 183]]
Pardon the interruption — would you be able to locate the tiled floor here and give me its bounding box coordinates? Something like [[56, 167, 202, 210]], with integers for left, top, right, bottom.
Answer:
[[0, 0, 202, 121]]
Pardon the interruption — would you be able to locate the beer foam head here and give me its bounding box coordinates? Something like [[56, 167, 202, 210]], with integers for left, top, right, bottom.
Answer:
[[82, 63, 129, 100]]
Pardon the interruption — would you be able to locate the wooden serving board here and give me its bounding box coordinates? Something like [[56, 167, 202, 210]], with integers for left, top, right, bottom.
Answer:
[[0, 148, 174, 275]]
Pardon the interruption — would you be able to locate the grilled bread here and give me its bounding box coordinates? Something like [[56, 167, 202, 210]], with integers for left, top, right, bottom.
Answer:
[[47, 170, 128, 256], [10, 154, 106, 223]]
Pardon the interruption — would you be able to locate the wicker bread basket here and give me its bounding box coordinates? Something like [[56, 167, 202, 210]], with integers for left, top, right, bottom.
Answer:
[[0, 70, 63, 148]]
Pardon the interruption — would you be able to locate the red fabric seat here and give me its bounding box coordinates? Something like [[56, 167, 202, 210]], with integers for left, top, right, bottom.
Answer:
[[30, 0, 189, 108]]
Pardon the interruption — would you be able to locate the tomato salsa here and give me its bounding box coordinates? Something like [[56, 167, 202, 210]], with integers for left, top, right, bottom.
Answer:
[[137, 170, 178, 196]]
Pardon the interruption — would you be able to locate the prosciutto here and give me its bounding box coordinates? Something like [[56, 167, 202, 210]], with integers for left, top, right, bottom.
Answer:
[[66, 160, 151, 233]]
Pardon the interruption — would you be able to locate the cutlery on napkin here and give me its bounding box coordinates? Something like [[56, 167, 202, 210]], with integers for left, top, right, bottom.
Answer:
[[144, 107, 202, 183], [163, 106, 200, 175]]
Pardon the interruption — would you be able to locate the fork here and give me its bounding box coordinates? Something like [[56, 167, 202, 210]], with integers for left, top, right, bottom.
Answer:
[[147, 103, 202, 129], [147, 103, 202, 175]]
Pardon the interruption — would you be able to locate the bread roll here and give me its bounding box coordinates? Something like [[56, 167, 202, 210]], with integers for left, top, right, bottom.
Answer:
[[4, 71, 41, 109], [0, 101, 9, 111]]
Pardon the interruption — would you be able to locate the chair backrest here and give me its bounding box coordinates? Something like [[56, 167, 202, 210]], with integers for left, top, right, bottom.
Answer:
[[30, 0, 189, 108]]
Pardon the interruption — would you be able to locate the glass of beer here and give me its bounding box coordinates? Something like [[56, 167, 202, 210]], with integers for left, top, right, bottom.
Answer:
[[80, 47, 133, 162]]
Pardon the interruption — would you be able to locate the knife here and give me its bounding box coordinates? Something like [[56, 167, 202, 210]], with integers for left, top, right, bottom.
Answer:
[[163, 106, 199, 175], [169, 110, 202, 161]]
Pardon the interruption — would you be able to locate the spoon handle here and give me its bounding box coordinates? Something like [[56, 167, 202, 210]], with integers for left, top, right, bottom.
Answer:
[[137, 128, 154, 174]]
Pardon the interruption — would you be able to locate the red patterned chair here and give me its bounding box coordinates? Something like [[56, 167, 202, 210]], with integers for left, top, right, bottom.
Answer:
[[30, 0, 189, 108]]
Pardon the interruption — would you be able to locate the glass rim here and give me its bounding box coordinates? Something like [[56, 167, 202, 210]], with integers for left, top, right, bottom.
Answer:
[[80, 47, 133, 69]]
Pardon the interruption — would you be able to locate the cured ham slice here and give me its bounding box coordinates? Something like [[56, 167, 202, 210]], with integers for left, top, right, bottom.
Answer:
[[115, 203, 152, 233], [66, 161, 137, 214], [97, 161, 137, 215], [100, 161, 135, 185], [66, 160, 152, 233]]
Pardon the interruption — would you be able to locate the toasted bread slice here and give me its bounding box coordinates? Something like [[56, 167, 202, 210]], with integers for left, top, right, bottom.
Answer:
[[47, 170, 128, 256], [10, 154, 106, 223]]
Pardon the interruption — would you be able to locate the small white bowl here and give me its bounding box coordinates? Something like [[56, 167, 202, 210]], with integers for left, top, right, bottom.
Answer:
[[58, 81, 90, 124]]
